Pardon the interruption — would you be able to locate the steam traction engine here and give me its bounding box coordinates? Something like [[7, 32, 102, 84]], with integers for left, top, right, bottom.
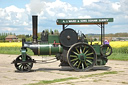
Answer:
[[12, 16, 113, 72]]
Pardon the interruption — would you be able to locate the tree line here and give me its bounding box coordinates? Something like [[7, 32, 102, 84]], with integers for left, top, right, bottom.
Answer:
[[0, 29, 59, 42], [86, 33, 128, 37], [106, 33, 128, 37], [0, 33, 15, 41], [0, 30, 128, 42]]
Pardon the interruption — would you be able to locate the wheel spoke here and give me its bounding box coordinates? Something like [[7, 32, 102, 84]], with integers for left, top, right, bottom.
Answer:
[[83, 47, 86, 53], [18, 57, 22, 60], [27, 63, 32, 69], [80, 47, 82, 53], [75, 47, 80, 54], [25, 64, 29, 70], [86, 60, 92, 64], [71, 58, 78, 62], [73, 61, 78, 66], [82, 63, 84, 69], [106, 47, 110, 53], [107, 47, 109, 51], [70, 55, 77, 58], [23, 65, 25, 70], [77, 61, 81, 69], [86, 52, 93, 56], [17, 63, 22, 67], [19, 65, 23, 70], [85, 61, 87, 67], [72, 51, 79, 55], [84, 50, 89, 55], [86, 57, 94, 59], [27, 63, 32, 67]]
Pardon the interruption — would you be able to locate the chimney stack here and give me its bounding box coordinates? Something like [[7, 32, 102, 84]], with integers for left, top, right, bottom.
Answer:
[[32, 15, 38, 43]]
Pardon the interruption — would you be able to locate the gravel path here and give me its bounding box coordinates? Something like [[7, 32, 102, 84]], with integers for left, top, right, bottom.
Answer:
[[0, 54, 128, 85]]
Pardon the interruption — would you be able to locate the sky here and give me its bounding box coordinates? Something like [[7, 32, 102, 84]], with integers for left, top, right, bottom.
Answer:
[[0, 0, 128, 35]]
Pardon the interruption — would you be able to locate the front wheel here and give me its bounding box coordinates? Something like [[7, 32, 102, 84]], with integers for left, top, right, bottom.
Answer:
[[67, 42, 97, 72], [14, 55, 33, 72]]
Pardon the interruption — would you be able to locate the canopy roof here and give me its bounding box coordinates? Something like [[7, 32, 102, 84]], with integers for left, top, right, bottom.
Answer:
[[56, 18, 113, 25]]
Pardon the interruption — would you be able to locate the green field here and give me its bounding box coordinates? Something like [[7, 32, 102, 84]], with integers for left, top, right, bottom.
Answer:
[[0, 47, 34, 55], [0, 47, 128, 61]]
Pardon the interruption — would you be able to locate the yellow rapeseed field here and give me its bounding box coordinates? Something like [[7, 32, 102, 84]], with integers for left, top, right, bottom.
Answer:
[[89, 41, 128, 48], [0, 42, 22, 47], [0, 41, 128, 48], [110, 41, 128, 48]]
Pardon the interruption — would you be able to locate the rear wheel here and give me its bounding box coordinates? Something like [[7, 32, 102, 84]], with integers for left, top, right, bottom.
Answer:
[[14, 55, 33, 72], [67, 42, 96, 72]]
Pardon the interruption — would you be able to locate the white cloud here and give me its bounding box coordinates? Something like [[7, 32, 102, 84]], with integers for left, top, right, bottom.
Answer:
[[25, 4, 31, 14], [2, 27, 18, 31], [44, 0, 78, 19], [125, 15, 128, 19], [24, 27, 32, 31], [23, 22, 29, 26], [57, 13, 66, 17], [5, 5, 25, 13], [120, 0, 128, 14], [45, 0, 78, 11], [0, 0, 128, 34], [112, 2, 121, 11], [16, 13, 22, 19], [27, 0, 46, 14], [78, 15, 91, 18], [83, 0, 100, 6]]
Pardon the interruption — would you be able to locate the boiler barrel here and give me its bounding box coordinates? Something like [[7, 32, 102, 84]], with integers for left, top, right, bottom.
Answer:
[[39, 44, 63, 55], [25, 44, 63, 55]]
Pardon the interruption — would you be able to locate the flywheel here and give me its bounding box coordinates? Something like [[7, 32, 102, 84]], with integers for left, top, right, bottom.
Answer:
[[59, 28, 78, 47]]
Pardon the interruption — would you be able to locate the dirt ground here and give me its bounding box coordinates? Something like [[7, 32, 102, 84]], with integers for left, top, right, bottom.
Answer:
[[0, 54, 128, 85]]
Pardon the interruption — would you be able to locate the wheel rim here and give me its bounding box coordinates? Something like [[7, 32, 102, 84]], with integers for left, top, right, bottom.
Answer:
[[15, 55, 33, 72], [67, 43, 96, 71]]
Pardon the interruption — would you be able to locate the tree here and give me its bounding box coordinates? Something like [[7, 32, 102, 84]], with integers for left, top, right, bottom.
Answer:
[[54, 29, 59, 35], [17, 35, 26, 39], [26, 34, 30, 38], [94, 38, 97, 41], [37, 32, 41, 40], [44, 29, 49, 34], [50, 29, 53, 35]]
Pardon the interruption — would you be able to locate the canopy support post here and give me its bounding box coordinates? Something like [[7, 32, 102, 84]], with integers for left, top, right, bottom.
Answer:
[[101, 23, 103, 45], [63, 24, 65, 30], [101, 23, 105, 45], [103, 22, 105, 44], [62, 24, 70, 30]]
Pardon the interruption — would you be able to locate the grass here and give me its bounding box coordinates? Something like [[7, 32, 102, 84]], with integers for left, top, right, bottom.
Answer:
[[28, 77, 78, 85], [121, 82, 128, 84], [108, 53, 128, 61], [0, 47, 20, 55], [80, 71, 118, 78], [112, 47, 128, 54], [0, 47, 128, 61], [28, 71, 118, 85], [0, 47, 34, 55], [93, 79, 102, 82]]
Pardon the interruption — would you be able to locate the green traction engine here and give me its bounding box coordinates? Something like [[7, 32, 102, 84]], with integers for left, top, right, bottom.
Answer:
[[12, 15, 113, 72]]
